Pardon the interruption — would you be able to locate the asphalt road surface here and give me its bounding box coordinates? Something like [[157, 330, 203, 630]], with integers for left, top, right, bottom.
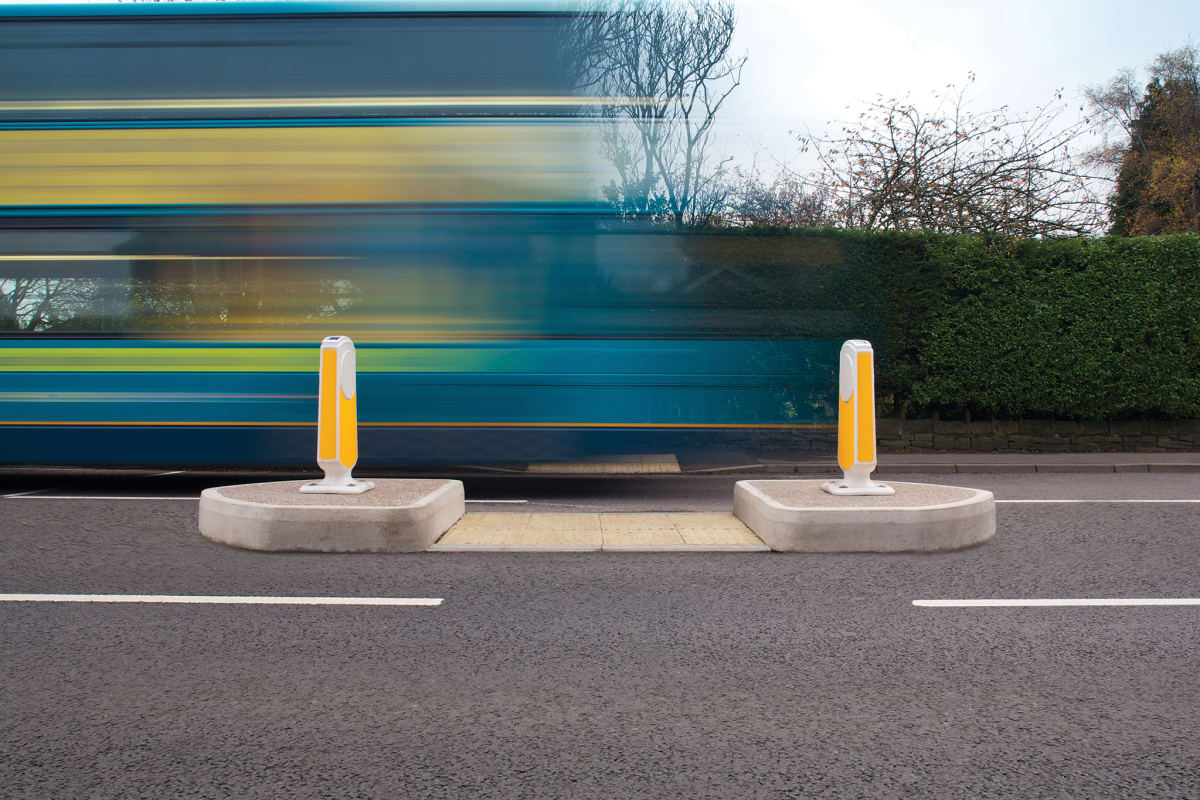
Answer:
[[2, 469, 1198, 798], [3, 466, 1200, 506]]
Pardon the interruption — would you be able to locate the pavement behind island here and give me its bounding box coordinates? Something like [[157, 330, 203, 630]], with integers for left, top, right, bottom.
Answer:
[[675, 450, 1200, 475]]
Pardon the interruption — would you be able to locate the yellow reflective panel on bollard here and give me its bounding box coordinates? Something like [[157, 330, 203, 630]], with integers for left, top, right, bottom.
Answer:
[[317, 347, 337, 462], [823, 340, 893, 496], [300, 336, 375, 495], [856, 350, 876, 464]]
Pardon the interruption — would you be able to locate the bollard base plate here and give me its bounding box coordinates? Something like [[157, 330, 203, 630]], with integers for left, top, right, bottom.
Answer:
[[821, 480, 895, 496], [299, 479, 375, 495]]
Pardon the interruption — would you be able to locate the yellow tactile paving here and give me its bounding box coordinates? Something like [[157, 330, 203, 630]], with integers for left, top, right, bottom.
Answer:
[[432, 512, 767, 551], [527, 513, 602, 531], [600, 513, 675, 530], [668, 513, 753, 531], [515, 528, 602, 547], [448, 512, 530, 530], [676, 528, 765, 546], [602, 529, 687, 547], [525, 454, 681, 474], [434, 529, 514, 547]]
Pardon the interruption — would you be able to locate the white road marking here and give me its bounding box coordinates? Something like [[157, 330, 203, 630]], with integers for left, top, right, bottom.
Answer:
[[2, 495, 197, 500], [2, 469, 183, 498], [0, 593, 442, 606], [2, 467, 81, 471], [1, 496, 1196, 505], [4, 495, 532, 502], [914, 598, 1200, 607], [997, 499, 1200, 504]]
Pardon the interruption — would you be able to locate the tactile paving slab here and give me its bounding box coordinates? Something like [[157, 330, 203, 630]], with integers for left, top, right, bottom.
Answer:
[[430, 512, 767, 552]]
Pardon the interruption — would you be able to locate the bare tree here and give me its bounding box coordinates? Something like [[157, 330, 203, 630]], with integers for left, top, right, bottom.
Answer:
[[801, 78, 1106, 237], [1, 277, 95, 331], [725, 166, 836, 228], [1085, 45, 1200, 168], [568, 0, 746, 227], [1082, 67, 1143, 174]]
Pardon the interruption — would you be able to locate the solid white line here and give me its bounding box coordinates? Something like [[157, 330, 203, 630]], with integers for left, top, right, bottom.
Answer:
[[914, 598, 1200, 607], [2, 496, 1195, 504], [153, 470, 185, 477], [997, 499, 1200, 504], [2, 495, 197, 500], [0, 594, 442, 606]]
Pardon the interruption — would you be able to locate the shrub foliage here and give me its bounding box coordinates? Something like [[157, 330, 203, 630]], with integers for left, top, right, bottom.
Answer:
[[683, 228, 1200, 419]]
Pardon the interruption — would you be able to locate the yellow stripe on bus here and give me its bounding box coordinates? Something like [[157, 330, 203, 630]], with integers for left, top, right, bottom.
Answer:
[[0, 125, 586, 206], [0, 347, 493, 372], [0, 420, 838, 429]]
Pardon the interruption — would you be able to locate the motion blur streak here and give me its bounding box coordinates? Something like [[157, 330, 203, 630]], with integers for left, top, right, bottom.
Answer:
[[0, 125, 587, 206], [0, 256, 342, 261], [0, 96, 629, 112], [0, 2, 844, 466]]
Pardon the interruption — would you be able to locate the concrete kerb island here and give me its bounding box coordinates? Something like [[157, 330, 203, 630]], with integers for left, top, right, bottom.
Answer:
[[734, 480, 995, 553], [199, 479, 465, 553], [196, 337, 994, 556], [197, 337, 465, 553]]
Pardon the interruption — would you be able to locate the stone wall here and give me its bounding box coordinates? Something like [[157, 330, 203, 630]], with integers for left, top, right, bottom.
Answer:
[[742, 419, 1200, 453]]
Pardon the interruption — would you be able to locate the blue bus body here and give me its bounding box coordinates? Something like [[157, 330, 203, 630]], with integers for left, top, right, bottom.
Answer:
[[0, 3, 840, 466]]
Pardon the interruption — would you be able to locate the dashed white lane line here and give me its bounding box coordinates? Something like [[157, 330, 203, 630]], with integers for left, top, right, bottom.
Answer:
[[3, 495, 531, 502], [2, 496, 1200, 503], [0, 470, 186, 497], [915, 598, 1200, 607], [2, 495, 197, 500], [997, 499, 1200, 504], [2, 496, 1197, 504], [0, 594, 442, 606]]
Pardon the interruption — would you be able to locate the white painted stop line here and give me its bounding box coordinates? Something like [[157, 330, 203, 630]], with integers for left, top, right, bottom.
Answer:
[[914, 598, 1200, 607], [0, 594, 442, 606]]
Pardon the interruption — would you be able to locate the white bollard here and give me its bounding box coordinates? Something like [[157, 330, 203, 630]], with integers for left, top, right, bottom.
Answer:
[[300, 336, 375, 494], [822, 339, 894, 496]]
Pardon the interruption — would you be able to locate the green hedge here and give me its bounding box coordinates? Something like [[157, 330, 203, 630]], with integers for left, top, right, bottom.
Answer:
[[679, 228, 1200, 420]]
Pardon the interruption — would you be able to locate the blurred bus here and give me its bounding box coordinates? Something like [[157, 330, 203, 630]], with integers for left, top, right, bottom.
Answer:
[[0, 2, 838, 466]]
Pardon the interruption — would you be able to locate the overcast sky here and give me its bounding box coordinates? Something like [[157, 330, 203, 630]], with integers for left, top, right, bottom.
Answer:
[[721, 0, 1200, 174]]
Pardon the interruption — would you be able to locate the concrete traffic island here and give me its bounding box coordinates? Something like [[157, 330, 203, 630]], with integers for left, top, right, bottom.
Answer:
[[734, 480, 995, 553], [199, 479, 464, 553]]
